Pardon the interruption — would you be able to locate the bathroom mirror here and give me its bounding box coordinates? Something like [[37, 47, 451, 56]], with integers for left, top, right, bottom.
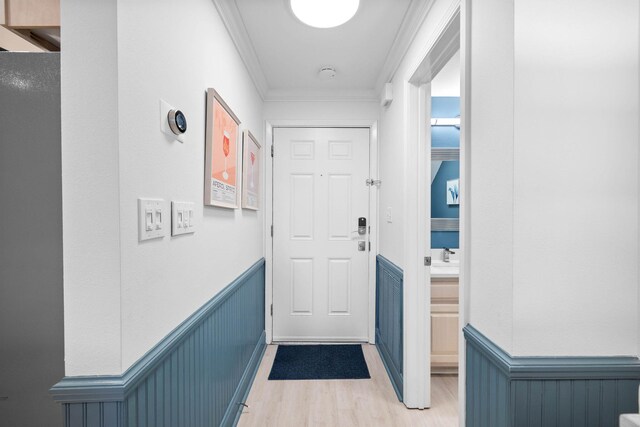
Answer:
[[431, 96, 460, 249], [431, 149, 459, 249]]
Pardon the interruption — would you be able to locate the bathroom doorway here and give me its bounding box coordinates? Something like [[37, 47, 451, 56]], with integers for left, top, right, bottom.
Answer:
[[429, 50, 461, 381], [404, 1, 469, 420]]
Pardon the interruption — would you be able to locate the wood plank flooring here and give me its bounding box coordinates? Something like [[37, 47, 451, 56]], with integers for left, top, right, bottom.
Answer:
[[238, 344, 458, 427]]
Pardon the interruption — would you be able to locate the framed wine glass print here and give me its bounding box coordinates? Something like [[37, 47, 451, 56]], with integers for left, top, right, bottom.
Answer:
[[204, 88, 241, 208], [241, 130, 261, 210]]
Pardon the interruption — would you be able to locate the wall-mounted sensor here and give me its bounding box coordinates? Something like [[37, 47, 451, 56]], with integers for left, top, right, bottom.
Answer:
[[167, 109, 187, 135], [160, 99, 185, 143]]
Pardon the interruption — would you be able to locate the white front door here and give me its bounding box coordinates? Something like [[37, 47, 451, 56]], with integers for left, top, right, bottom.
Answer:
[[272, 127, 370, 342]]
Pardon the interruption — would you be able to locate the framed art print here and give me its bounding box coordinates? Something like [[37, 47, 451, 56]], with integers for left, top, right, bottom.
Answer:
[[204, 89, 241, 208], [241, 130, 261, 210], [446, 178, 459, 205]]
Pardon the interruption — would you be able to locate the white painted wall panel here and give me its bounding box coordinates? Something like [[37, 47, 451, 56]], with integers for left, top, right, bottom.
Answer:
[[62, 0, 264, 374], [61, 0, 122, 376], [116, 0, 264, 370], [512, 0, 640, 356], [263, 101, 379, 123], [466, 0, 515, 354]]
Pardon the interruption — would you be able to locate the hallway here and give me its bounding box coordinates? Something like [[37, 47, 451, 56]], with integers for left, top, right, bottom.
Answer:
[[238, 345, 458, 427]]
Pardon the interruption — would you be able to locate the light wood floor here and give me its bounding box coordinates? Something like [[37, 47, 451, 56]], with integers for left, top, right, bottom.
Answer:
[[238, 344, 458, 427]]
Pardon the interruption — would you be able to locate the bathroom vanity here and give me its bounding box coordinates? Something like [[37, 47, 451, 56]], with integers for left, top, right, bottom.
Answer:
[[431, 259, 459, 374]]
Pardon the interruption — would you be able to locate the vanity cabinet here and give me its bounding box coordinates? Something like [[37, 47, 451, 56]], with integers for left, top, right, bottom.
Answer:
[[1, 0, 60, 27], [431, 277, 459, 373]]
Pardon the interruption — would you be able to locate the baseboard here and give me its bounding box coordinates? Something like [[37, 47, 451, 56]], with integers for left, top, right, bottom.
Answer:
[[51, 258, 266, 427], [464, 324, 640, 427]]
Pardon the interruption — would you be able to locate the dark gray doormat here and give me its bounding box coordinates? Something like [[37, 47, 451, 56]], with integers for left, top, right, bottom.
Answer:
[[268, 344, 371, 380]]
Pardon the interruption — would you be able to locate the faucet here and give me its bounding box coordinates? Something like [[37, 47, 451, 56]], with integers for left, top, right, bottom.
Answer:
[[443, 248, 455, 262]]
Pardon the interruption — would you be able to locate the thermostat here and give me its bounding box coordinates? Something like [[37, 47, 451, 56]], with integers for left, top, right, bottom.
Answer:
[[167, 109, 187, 135]]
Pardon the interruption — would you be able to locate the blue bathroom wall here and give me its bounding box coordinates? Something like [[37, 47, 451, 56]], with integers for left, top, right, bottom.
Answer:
[[432, 161, 460, 218], [432, 97, 460, 248], [432, 97, 460, 149]]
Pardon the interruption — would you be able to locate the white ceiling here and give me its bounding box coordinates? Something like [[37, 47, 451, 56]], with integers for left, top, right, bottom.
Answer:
[[215, 0, 433, 101]]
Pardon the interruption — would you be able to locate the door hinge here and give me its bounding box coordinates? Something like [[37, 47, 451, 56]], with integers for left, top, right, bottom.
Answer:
[[270, 304, 273, 316], [424, 256, 431, 266], [270, 225, 273, 237], [365, 178, 381, 187], [271, 145, 274, 157], [368, 241, 371, 251]]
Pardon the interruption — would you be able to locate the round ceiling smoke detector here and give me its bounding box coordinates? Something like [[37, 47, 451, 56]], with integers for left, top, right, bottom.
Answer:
[[318, 66, 337, 80], [291, 0, 359, 29]]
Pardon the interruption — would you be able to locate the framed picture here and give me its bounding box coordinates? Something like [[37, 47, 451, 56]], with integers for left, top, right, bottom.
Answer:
[[204, 88, 241, 208], [446, 178, 459, 205], [241, 130, 261, 210]]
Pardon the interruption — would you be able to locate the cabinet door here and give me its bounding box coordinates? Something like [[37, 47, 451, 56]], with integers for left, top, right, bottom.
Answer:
[[431, 308, 458, 367], [4, 0, 60, 27]]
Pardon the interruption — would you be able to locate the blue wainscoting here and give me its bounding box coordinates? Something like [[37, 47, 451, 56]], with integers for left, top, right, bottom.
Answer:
[[51, 258, 266, 427], [464, 324, 640, 427], [375, 255, 403, 401]]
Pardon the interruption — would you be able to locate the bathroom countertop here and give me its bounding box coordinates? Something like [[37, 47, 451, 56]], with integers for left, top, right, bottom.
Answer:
[[431, 260, 459, 279]]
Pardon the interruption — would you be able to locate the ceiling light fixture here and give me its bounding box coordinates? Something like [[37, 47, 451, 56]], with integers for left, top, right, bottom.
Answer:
[[290, 0, 360, 29]]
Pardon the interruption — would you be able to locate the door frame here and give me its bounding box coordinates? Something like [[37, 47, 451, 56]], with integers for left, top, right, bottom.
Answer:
[[264, 120, 379, 345], [404, 0, 467, 413]]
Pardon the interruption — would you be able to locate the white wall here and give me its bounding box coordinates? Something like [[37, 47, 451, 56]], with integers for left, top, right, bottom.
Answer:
[[378, 0, 460, 269], [263, 100, 379, 123], [468, 0, 639, 356], [62, 0, 264, 375], [61, 0, 123, 375], [466, 0, 516, 354], [510, 0, 639, 356]]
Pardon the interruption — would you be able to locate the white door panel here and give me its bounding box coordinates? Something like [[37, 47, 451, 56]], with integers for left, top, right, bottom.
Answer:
[[273, 128, 370, 341]]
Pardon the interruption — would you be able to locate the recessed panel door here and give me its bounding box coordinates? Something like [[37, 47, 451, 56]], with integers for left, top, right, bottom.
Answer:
[[273, 127, 370, 341]]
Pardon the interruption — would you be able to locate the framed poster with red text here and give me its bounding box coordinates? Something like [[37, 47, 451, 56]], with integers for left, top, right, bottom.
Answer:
[[204, 88, 241, 208]]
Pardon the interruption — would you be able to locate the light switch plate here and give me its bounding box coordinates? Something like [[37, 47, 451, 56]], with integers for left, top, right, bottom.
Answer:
[[171, 201, 196, 236], [386, 207, 393, 223], [138, 198, 165, 241]]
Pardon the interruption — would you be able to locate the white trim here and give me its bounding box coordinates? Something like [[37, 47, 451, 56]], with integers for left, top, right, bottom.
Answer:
[[374, 0, 437, 93], [212, 0, 269, 99], [264, 122, 274, 344], [272, 337, 369, 343], [458, 2, 472, 425], [404, 0, 461, 410], [368, 122, 379, 344], [264, 119, 380, 345], [265, 88, 379, 103], [213, 0, 436, 102]]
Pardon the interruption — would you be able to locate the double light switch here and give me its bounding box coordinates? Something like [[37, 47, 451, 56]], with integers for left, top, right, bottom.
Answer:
[[171, 202, 195, 236], [138, 199, 196, 241], [138, 198, 165, 241]]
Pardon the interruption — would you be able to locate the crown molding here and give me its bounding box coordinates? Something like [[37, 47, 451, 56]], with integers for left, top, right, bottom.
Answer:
[[374, 0, 436, 93], [212, 0, 269, 100], [265, 88, 379, 103], [214, 0, 434, 103]]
